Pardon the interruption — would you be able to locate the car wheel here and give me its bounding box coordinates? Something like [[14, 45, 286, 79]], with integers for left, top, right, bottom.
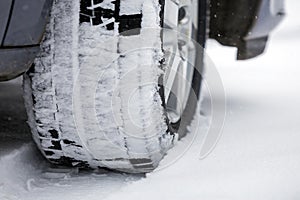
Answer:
[[23, 0, 207, 173]]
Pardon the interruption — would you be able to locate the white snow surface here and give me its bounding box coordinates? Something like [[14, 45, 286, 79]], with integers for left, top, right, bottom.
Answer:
[[1, 0, 300, 199]]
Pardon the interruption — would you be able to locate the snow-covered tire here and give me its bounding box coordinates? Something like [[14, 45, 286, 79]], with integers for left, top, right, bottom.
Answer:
[[23, 0, 207, 173]]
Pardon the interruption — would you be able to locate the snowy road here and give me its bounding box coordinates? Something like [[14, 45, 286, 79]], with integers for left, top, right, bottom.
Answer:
[[1, 0, 300, 199], [0, 78, 31, 156]]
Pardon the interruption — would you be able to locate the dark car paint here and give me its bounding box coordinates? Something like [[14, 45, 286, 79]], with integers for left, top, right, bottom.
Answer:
[[0, 0, 53, 81], [0, 0, 13, 43], [0, 46, 40, 81], [209, 0, 284, 60], [3, 0, 53, 46]]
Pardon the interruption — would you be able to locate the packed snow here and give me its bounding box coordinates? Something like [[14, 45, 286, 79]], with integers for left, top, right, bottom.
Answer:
[[0, 0, 300, 199]]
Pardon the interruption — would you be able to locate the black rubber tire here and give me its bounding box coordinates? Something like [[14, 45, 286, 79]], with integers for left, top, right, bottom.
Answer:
[[23, 0, 207, 173]]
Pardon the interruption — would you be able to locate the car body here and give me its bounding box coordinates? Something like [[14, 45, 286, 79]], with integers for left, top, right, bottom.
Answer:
[[0, 0, 53, 81], [209, 0, 285, 60], [0, 0, 284, 81]]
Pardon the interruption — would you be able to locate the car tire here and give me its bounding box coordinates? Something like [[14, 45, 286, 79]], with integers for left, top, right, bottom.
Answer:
[[23, 0, 207, 173]]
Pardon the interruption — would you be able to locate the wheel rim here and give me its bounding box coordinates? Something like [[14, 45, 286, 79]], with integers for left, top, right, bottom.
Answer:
[[162, 0, 198, 124]]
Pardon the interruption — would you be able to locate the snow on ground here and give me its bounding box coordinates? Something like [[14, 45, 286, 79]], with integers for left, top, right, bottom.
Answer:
[[0, 144, 143, 200], [1, 0, 300, 199]]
